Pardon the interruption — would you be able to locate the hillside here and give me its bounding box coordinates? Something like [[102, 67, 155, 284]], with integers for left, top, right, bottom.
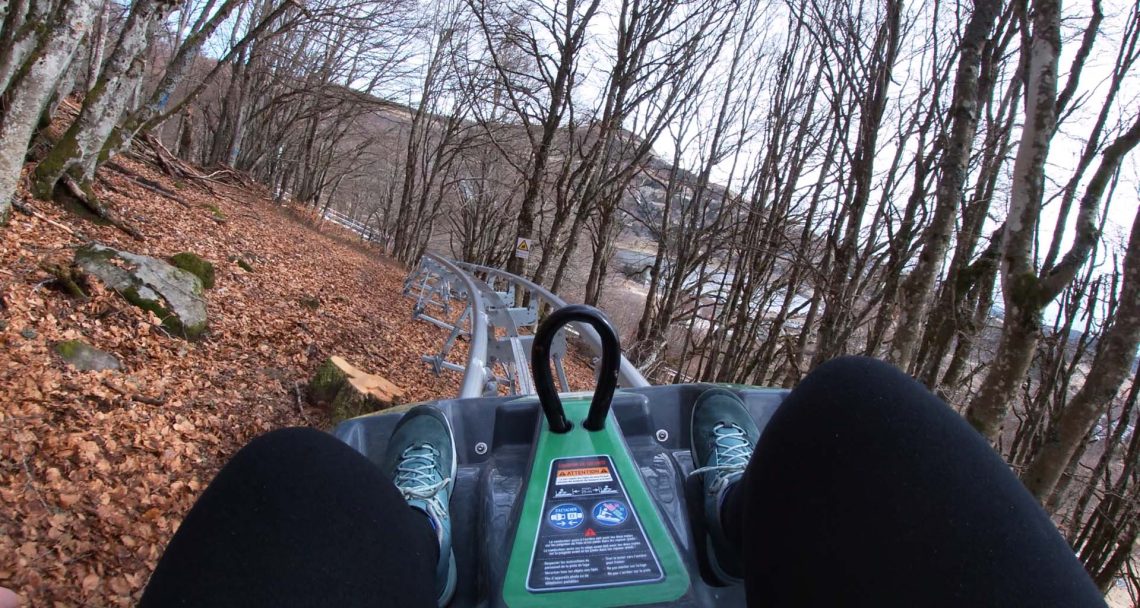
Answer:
[[0, 152, 590, 605]]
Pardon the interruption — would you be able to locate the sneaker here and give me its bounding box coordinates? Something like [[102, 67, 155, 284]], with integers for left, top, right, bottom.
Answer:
[[381, 405, 458, 606], [689, 388, 759, 583]]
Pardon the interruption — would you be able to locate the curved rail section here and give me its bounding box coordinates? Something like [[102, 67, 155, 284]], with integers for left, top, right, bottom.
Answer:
[[455, 261, 649, 389], [404, 254, 649, 399], [405, 253, 490, 398]]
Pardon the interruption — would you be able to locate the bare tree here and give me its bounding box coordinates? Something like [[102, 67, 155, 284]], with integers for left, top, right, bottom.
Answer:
[[464, 0, 601, 277], [1020, 172, 1140, 501], [392, 2, 474, 263], [966, 0, 1140, 439], [889, 0, 1003, 369], [0, 0, 99, 223], [807, 0, 903, 366]]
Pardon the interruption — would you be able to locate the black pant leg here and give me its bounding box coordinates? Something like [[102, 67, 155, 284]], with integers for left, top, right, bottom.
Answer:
[[140, 427, 438, 608], [722, 356, 1105, 608]]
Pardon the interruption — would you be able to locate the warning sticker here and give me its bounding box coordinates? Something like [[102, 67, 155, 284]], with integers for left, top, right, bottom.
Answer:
[[555, 466, 613, 486], [526, 455, 664, 592]]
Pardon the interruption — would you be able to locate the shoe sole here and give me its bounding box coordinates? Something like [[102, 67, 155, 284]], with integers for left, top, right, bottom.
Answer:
[[440, 406, 457, 481], [705, 534, 743, 585], [686, 395, 721, 588], [689, 392, 701, 467], [684, 473, 727, 587], [439, 551, 457, 607], [438, 407, 458, 607]]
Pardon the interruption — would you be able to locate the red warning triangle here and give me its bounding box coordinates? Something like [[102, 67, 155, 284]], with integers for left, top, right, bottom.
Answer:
[[584, 528, 597, 537]]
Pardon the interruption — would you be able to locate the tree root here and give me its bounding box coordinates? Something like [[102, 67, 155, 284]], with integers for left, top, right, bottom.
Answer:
[[39, 262, 89, 298], [11, 196, 78, 236], [11, 196, 35, 216], [100, 378, 167, 406], [56, 174, 145, 241], [98, 166, 191, 208]]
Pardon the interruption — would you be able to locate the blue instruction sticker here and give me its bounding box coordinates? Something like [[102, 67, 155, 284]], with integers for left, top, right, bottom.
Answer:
[[548, 503, 585, 530], [592, 501, 629, 526]]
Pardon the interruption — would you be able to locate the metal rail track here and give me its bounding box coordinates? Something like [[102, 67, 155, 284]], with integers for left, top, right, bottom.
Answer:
[[313, 208, 645, 397], [405, 254, 649, 398]]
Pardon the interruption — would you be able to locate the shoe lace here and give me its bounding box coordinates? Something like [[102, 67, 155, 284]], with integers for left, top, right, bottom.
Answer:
[[691, 423, 754, 493], [395, 443, 451, 520]]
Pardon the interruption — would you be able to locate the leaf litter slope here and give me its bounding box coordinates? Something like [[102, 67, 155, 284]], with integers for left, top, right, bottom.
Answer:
[[0, 154, 587, 605]]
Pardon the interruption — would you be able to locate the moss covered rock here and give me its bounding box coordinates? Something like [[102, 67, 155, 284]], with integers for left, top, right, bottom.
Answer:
[[169, 252, 215, 289], [309, 356, 405, 425], [75, 244, 208, 340], [54, 340, 121, 371]]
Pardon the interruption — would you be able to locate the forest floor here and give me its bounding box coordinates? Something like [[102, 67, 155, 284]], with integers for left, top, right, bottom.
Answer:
[[0, 153, 593, 605]]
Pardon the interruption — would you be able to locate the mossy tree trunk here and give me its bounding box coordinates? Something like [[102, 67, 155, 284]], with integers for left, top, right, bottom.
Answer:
[[0, 0, 50, 96], [0, 0, 98, 225], [966, 0, 1140, 442], [963, 0, 1061, 441], [1021, 184, 1140, 503], [889, 0, 1001, 370], [31, 0, 179, 202]]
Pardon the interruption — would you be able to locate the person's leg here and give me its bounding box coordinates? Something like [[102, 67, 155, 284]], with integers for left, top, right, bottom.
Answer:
[[717, 356, 1105, 607], [140, 427, 438, 608]]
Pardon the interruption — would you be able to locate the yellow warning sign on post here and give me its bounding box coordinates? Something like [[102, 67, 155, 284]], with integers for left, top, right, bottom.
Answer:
[[515, 237, 533, 259]]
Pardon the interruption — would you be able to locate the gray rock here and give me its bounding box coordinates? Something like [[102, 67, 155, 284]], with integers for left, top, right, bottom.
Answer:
[[75, 244, 208, 339], [20, 327, 36, 339], [54, 340, 122, 371]]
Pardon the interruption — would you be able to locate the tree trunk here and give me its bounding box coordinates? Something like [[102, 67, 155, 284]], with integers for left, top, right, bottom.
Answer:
[[0, 0, 98, 224], [965, 0, 1062, 439], [891, 0, 1002, 368], [32, 0, 177, 198], [1022, 206, 1140, 501], [134, 0, 245, 126], [969, 64, 1140, 440], [85, 0, 107, 91], [0, 0, 44, 95], [811, 0, 902, 366]]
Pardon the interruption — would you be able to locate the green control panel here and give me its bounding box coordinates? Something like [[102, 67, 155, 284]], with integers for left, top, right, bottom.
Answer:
[[503, 398, 690, 608]]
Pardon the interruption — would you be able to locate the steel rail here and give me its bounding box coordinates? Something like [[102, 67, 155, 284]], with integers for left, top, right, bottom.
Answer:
[[422, 253, 489, 398], [454, 261, 650, 389]]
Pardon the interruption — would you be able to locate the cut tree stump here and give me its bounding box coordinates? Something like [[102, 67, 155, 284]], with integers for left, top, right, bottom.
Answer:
[[309, 356, 406, 424]]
